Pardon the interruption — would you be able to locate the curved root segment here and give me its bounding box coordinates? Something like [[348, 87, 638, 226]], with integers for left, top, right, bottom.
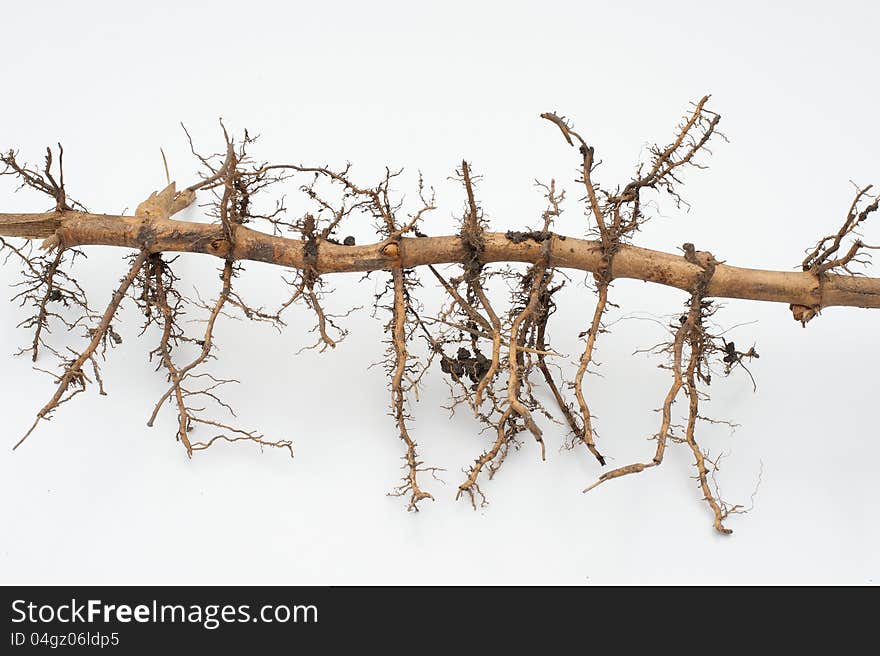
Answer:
[[582, 247, 746, 534]]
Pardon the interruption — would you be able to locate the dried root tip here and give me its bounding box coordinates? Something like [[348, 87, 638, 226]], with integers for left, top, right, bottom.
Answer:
[[390, 484, 436, 513], [456, 482, 487, 510], [714, 521, 733, 535], [583, 462, 650, 492]]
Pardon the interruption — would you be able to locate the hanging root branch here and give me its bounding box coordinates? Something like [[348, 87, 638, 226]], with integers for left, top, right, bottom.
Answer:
[[15, 249, 148, 449], [583, 245, 755, 533], [388, 267, 442, 510], [456, 179, 563, 505]]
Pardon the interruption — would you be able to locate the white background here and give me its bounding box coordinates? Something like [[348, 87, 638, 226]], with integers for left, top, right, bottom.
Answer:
[[0, 1, 877, 584]]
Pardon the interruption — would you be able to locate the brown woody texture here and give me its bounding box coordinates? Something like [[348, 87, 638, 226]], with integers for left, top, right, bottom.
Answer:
[[1, 98, 877, 532]]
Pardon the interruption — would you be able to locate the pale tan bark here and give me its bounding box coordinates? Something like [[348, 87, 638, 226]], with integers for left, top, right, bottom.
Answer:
[[2, 210, 879, 311]]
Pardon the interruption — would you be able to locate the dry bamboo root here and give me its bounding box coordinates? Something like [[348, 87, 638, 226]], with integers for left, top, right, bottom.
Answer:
[[1, 97, 877, 533]]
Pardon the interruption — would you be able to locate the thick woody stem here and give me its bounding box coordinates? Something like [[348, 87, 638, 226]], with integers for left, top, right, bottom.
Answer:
[[1, 212, 877, 310]]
